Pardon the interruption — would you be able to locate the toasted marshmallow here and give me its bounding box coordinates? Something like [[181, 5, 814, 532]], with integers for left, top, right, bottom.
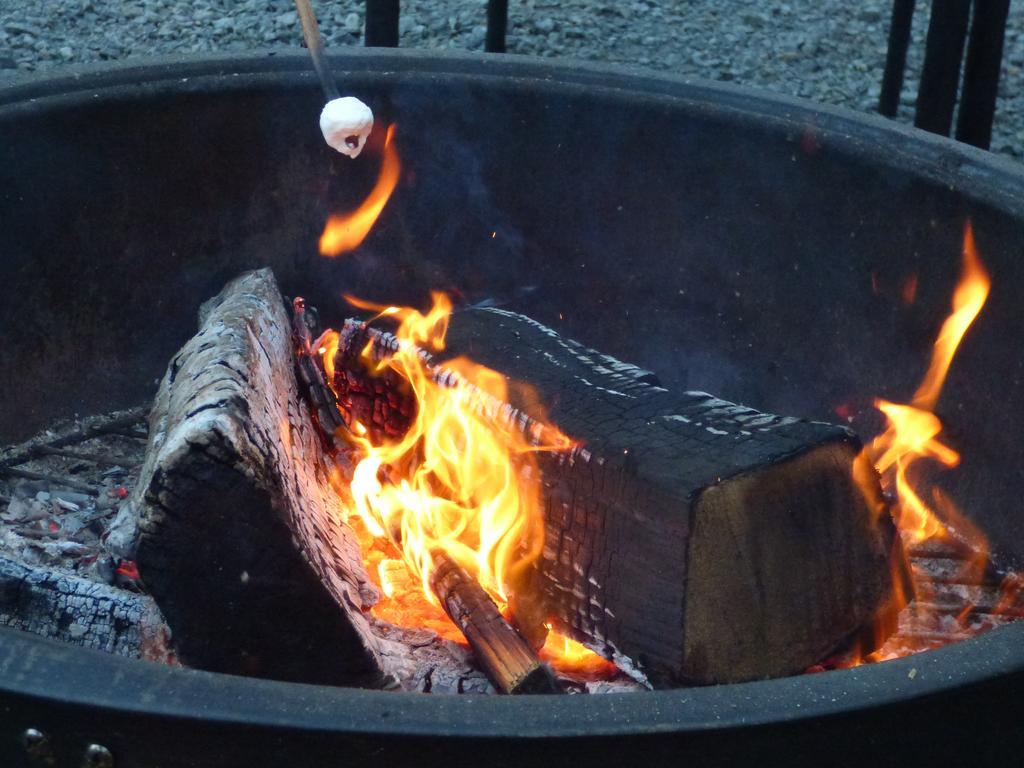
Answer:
[[319, 97, 374, 158]]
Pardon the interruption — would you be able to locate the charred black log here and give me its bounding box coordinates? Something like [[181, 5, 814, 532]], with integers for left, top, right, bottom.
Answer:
[[132, 269, 392, 687], [333, 308, 907, 686]]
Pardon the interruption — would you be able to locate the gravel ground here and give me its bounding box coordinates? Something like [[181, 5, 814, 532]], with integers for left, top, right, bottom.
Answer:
[[1, 1, 1023, 158]]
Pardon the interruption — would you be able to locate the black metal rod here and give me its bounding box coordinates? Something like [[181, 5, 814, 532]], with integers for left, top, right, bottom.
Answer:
[[293, 0, 340, 101], [955, 0, 1010, 149], [485, 0, 509, 53], [878, 0, 916, 117], [914, 0, 972, 136], [365, 0, 400, 47]]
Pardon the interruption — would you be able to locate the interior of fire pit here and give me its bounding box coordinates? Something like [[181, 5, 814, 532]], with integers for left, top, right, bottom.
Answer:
[[3, 52, 1024, 704]]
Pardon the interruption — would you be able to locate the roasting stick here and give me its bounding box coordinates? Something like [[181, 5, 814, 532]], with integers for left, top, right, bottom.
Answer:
[[290, 300, 562, 694], [293, 0, 375, 158], [293, 0, 339, 101]]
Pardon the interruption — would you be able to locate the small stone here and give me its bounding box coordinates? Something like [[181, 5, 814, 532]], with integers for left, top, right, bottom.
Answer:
[[345, 12, 361, 34], [3, 22, 42, 37], [274, 11, 298, 28]]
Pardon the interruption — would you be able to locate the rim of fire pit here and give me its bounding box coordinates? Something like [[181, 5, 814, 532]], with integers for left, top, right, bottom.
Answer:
[[3, 48, 1024, 220], [2, 52, 1024, 763]]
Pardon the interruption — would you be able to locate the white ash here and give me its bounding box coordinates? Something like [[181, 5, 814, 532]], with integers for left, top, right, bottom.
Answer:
[[320, 96, 373, 158]]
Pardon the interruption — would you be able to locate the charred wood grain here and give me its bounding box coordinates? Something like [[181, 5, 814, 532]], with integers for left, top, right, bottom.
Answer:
[[334, 308, 905, 686], [133, 269, 392, 687], [0, 554, 171, 661]]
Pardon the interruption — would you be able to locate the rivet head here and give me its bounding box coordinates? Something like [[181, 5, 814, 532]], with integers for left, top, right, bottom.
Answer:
[[82, 743, 114, 768], [22, 728, 54, 764]]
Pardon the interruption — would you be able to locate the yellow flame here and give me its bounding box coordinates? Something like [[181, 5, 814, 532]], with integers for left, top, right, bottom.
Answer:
[[319, 124, 400, 256], [334, 292, 574, 609], [862, 220, 990, 543], [539, 625, 619, 678]]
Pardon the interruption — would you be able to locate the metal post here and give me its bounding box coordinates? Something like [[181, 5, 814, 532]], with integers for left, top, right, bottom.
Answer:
[[365, 0, 400, 47], [879, 0, 916, 117], [955, 0, 1010, 149], [486, 0, 509, 53], [914, 0, 972, 136]]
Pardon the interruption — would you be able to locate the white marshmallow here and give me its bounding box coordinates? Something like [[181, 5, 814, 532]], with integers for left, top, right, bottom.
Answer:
[[319, 97, 374, 158]]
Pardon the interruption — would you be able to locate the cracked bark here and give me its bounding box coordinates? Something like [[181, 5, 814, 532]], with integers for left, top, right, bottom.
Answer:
[[132, 269, 390, 687], [334, 308, 905, 686]]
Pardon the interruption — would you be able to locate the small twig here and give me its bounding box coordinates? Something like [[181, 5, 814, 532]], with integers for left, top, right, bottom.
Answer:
[[0, 406, 148, 472], [37, 446, 138, 468], [100, 430, 148, 442], [293, 0, 340, 101], [0, 468, 98, 495]]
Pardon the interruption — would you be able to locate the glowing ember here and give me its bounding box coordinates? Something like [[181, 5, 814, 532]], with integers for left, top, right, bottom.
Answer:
[[319, 124, 400, 257]]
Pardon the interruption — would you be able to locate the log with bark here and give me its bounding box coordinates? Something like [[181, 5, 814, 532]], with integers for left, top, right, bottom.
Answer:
[[331, 308, 908, 686], [131, 269, 392, 686]]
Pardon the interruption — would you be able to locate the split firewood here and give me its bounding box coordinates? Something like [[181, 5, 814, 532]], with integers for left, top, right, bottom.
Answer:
[[132, 269, 392, 686], [331, 309, 908, 686]]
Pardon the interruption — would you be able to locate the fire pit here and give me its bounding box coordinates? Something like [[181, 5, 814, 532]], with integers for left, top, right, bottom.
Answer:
[[1, 50, 1023, 766]]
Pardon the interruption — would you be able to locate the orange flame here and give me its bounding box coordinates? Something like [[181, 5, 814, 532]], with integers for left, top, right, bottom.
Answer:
[[332, 293, 574, 614], [539, 624, 620, 678], [863, 220, 990, 543], [319, 124, 400, 256]]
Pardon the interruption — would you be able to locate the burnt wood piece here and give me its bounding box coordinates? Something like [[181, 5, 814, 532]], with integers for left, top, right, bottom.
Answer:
[[291, 297, 351, 453], [333, 309, 904, 686], [133, 269, 392, 687], [0, 554, 172, 661], [430, 553, 561, 694]]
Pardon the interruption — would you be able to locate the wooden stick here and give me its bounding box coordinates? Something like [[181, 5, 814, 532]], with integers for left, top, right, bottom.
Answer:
[[430, 553, 561, 695], [291, 297, 352, 452], [36, 446, 137, 467], [0, 467, 97, 495], [293, 0, 340, 101], [0, 407, 148, 472]]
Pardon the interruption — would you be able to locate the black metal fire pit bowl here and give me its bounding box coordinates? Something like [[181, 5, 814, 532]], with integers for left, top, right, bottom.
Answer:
[[1, 51, 1023, 767]]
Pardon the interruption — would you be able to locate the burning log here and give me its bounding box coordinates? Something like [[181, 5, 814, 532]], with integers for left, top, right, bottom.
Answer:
[[291, 300, 560, 695], [332, 308, 907, 686], [430, 552, 561, 694], [131, 269, 392, 686]]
